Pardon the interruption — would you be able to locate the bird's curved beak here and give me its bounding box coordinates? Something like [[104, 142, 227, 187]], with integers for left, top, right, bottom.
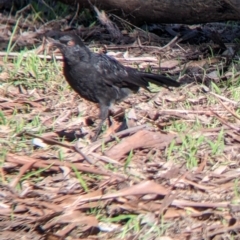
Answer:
[[47, 37, 64, 50]]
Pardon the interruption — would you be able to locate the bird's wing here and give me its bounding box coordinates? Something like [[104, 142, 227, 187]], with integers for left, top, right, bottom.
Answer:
[[92, 53, 149, 90]]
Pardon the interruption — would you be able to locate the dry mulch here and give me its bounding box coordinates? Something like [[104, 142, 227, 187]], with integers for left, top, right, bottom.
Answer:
[[1, 5, 240, 240]]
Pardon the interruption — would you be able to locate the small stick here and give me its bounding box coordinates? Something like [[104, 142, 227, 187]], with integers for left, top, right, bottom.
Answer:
[[20, 131, 95, 165]]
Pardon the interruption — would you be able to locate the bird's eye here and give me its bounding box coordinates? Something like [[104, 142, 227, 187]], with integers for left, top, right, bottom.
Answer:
[[67, 40, 75, 46]]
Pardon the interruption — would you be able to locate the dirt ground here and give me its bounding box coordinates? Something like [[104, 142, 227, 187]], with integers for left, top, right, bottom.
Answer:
[[1, 2, 240, 240]]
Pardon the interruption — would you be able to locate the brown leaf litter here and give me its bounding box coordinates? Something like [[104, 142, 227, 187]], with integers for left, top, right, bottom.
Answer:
[[1, 4, 240, 240]]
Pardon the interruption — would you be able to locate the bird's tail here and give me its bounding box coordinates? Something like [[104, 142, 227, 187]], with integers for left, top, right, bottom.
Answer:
[[142, 73, 180, 88]]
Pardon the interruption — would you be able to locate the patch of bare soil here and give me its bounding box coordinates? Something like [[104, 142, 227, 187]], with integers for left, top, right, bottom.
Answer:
[[1, 4, 240, 240]]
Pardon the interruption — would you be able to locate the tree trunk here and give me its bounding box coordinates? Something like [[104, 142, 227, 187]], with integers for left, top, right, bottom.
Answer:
[[58, 0, 240, 25]]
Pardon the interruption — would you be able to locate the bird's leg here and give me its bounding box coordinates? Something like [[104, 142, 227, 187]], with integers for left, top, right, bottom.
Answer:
[[91, 104, 109, 141]]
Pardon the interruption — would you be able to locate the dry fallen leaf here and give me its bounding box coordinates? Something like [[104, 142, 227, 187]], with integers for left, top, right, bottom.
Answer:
[[160, 59, 179, 69], [105, 129, 176, 160]]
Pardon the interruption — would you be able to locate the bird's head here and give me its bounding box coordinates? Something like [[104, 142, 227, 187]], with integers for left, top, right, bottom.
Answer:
[[48, 34, 90, 63], [58, 34, 86, 47]]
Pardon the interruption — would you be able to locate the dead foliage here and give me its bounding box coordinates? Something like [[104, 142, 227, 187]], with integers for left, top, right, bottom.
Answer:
[[1, 3, 240, 240]]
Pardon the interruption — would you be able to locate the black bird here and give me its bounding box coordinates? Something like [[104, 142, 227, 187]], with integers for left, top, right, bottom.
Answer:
[[50, 34, 180, 140]]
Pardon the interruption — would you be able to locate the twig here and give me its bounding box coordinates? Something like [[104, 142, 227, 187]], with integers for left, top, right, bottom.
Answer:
[[137, 35, 179, 50], [209, 91, 239, 105], [74, 143, 96, 165], [22, 131, 73, 149], [110, 13, 178, 50], [158, 109, 227, 114], [20, 131, 95, 164], [0, 51, 63, 60], [160, 35, 179, 49], [41, 0, 57, 19], [210, 110, 240, 132], [69, 3, 80, 26], [16, 4, 31, 16], [90, 153, 123, 166], [217, 98, 240, 121], [110, 13, 146, 34]]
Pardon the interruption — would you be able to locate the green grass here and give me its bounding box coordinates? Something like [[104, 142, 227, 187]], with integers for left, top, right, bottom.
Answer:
[[72, 164, 89, 192], [1, 7, 240, 238]]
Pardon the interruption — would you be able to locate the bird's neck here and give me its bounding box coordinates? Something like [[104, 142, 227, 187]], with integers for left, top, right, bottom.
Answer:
[[63, 48, 91, 65]]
